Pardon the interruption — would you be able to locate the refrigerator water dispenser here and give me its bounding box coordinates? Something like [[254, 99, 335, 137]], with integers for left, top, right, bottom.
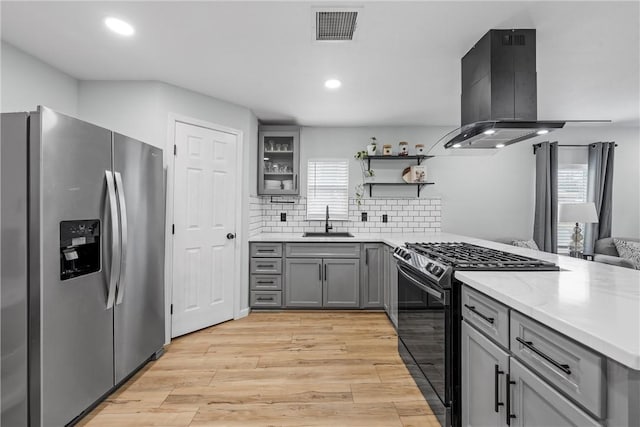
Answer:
[[60, 220, 100, 280]]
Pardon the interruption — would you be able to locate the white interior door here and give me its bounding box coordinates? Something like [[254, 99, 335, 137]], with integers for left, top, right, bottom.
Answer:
[[172, 121, 237, 337]]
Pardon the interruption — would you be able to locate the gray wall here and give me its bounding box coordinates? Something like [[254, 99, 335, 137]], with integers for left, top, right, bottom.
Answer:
[[1, 41, 78, 115], [299, 127, 536, 241]]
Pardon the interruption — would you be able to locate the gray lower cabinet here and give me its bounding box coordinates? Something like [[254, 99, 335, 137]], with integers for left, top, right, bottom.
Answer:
[[508, 358, 601, 427], [285, 257, 359, 308], [285, 258, 323, 307], [383, 245, 390, 312], [324, 258, 360, 308], [385, 246, 398, 328], [461, 284, 604, 427], [249, 243, 283, 308], [361, 243, 384, 308], [461, 321, 509, 427]]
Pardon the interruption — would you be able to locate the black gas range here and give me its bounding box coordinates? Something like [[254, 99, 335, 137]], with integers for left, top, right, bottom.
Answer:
[[393, 242, 558, 427]]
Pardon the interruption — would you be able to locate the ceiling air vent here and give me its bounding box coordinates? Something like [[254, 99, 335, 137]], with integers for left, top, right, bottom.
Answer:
[[315, 10, 359, 41]]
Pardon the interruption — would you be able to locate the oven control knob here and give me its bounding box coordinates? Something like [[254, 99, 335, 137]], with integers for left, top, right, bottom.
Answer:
[[403, 253, 411, 260], [432, 266, 443, 276]]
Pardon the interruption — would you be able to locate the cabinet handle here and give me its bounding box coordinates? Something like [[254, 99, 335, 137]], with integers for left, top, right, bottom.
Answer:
[[256, 280, 273, 284], [257, 297, 274, 302], [257, 264, 272, 268], [319, 264, 322, 281], [324, 264, 327, 281], [515, 337, 572, 375], [294, 174, 298, 190], [464, 304, 494, 324], [494, 364, 504, 413], [365, 249, 369, 265], [505, 373, 516, 425], [259, 249, 275, 252]]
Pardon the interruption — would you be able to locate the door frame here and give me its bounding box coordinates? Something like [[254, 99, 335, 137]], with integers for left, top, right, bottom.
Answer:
[[165, 113, 244, 343]]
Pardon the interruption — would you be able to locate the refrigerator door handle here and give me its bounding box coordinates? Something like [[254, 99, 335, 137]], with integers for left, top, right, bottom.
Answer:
[[114, 171, 128, 305], [105, 170, 120, 309]]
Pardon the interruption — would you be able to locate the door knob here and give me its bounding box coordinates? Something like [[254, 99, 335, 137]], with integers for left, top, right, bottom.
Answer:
[[226, 233, 236, 240]]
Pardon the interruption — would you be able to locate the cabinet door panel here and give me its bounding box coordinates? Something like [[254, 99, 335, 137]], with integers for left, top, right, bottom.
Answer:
[[462, 322, 509, 427], [323, 259, 360, 308], [509, 358, 601, 427], [362, 244, 384, 308], [383, 245, 390, 311], [284, 258, 322, 307], [389, 255, 398, 328]]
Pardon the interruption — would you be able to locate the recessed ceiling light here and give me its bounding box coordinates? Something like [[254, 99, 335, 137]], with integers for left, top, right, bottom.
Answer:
[[537, 129, 549, 135], [324, 79, 341, 89], [483, 129, 496, 135], [105, 17, 135, 36], [452, 143, 462, 148], [495, 143, 505, 148]]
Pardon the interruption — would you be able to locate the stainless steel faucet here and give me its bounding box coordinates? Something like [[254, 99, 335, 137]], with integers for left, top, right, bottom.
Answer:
[[325, 205, 333, 233]]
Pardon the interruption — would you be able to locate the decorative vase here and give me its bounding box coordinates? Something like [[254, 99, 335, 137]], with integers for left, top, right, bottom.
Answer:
[[399, 141, 409, 156], [415, 144, 425, 155], [367, 144, 377, 156], [383, 144, 393, 156]]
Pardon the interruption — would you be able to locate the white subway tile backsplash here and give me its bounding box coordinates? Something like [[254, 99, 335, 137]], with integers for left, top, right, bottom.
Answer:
[[248, 195, 441, 235]]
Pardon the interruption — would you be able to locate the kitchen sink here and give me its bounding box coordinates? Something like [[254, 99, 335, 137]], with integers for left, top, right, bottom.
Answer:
[[303, 232, 354, 237]]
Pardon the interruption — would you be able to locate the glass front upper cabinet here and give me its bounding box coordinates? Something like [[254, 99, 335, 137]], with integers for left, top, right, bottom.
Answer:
[[258, 126, 300, 195]]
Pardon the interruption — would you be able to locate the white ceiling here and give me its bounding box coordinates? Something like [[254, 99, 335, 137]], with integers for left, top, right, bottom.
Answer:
[[1, 1, 638, 127]]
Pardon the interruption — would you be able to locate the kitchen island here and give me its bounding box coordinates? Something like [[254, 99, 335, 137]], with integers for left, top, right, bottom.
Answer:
[[250, 232, 640, 426]]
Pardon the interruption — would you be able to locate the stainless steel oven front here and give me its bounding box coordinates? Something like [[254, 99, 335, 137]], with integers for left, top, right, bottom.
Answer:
[[397, 263, 459, 427]]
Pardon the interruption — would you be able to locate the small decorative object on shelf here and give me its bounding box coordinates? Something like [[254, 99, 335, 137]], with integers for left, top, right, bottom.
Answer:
[[367, 137, 378, 156], [383, 144, 393, 156], [398, 141, 409, 156], [415, 144, 425, 155], [411, 165, 427, 182]]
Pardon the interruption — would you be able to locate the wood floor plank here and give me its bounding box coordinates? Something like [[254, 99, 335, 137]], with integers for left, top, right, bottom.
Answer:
[[190, 402, 403, 427], [211, 365, 381, 385], [82, 311, 433, 426], [400, 414, 442, 427]]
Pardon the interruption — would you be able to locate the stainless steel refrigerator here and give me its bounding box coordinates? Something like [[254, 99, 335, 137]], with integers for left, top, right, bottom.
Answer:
[[1, 106, 165, 426]]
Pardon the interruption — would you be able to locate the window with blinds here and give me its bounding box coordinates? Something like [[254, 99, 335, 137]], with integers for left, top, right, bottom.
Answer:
[[557, 163, 588, 249], [307, 159, 349, 221]]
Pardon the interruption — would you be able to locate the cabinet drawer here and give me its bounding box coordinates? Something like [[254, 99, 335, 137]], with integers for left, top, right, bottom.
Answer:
[[250, 258, 282, 274], [250, 291, 282, 308], [250, 275, 282, 291], [510, 311, 605, 419], [285, 243, 360, 258], [462, 286, 509, 348], [250, 243, 283, 258]]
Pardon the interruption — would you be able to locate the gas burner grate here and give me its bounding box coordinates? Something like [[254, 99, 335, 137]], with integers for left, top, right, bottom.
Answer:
[[405, 242, 559, 271]]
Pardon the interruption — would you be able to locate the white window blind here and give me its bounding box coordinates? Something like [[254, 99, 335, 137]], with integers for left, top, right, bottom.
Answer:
[[307, 159, 349, 221], [557, 163, 588, 248]]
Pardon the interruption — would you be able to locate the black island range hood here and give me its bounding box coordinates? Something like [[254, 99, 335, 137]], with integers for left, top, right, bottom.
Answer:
[[444, 29, 566, 149]]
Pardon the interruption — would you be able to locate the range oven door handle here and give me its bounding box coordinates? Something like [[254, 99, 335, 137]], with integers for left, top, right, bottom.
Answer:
[[397, 264, 446, 304]]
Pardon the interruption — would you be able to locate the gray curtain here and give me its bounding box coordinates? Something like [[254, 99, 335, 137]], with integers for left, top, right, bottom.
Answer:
[[533, 141, 558, 253], [585, 142, 615, 253]]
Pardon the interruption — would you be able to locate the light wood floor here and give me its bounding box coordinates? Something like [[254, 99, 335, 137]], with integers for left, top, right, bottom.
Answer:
[[79, 311, 437, 427]]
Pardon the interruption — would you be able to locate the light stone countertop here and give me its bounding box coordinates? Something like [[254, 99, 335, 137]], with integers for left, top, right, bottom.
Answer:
[[249, 232, 640, 370]]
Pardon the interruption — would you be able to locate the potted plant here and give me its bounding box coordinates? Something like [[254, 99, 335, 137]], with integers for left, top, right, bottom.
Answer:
[[354, 150, 375, 207], [367, 137, 378, 156]]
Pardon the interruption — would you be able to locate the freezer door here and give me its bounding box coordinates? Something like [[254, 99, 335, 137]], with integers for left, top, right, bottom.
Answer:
[[34, 107, 115, 426], [1, 113, 29, 426], [113, 133, 165, 383]]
